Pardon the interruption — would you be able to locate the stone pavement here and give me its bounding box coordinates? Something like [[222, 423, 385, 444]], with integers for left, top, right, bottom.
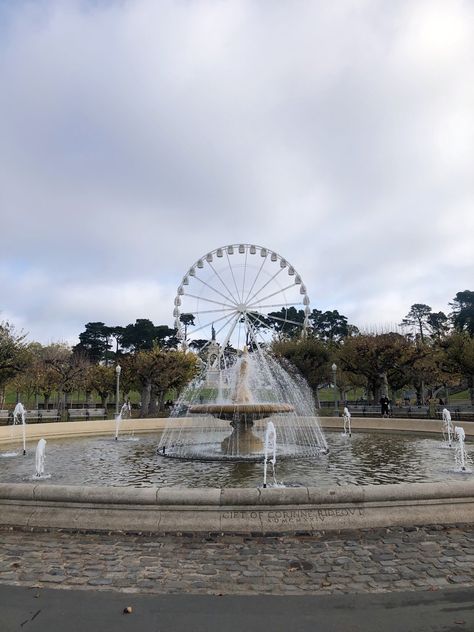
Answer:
[[1, 524, 474, 595]]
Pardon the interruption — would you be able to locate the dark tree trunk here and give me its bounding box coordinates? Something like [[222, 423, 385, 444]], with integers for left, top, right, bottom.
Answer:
[[148, 386, 159, 416], [140, 383, 151, 417]]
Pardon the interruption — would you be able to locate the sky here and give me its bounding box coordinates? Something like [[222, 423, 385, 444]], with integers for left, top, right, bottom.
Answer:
[[0, 0, 473, 344]]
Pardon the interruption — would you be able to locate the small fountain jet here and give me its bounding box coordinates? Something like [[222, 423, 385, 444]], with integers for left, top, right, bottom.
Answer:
[[442, 408, 453, 447], [34, 438, 46, 478], [454, 426, 470, 472], [13, 402, 27, 455], [263, 421, 277, 488], [342, 407, 352, 437]]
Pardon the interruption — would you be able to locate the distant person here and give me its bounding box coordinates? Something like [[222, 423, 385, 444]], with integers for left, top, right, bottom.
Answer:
[[380, 396, 390, 418]]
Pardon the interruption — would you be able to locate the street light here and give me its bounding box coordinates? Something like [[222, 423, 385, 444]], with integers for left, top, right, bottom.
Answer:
[[115, 364, 121, 415], [331, 363, 338, 416]]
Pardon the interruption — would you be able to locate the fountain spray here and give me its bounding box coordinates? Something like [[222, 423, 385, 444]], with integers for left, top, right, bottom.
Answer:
[[263, 421, 277, 488], [343, 407, 351, 437], [442, 408, 453, 447], [13, 402, 26, 455], [455, 426, 468, 472], [34, 438, 46, 478]]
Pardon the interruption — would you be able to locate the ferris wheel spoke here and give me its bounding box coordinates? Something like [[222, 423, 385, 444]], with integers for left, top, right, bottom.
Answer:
[[220, 312, 242, 352], [263, 313, 306, 328], [207, 261, 240, 305], [243, 253, 268, 304], [190, 311, 240, 353], [225, 250, 242, 303], [249, 302, 304, 311], [192, 307, 236, 315], [187, 310, 238, 336], [182, 293, 235, 310], [247, 283, 299, 309], [192, 275, 238, 307], [241, 248, 249, 304], [245, 266, 285, 306], [244, 313, 269, 352]]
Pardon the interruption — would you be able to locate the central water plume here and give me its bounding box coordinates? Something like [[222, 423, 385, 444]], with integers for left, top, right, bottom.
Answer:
[[158, 348, 327, 461]]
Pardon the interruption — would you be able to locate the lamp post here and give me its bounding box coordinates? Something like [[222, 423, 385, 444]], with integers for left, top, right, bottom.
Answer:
[[115, 364, 121, 415], [332, 363, 338, 416]]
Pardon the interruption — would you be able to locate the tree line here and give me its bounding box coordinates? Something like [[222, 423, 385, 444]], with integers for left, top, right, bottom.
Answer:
[[0, 290, 473, 415]]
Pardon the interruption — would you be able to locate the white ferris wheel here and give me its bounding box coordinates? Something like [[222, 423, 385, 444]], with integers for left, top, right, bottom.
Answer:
[[173, 244, 310, 359]]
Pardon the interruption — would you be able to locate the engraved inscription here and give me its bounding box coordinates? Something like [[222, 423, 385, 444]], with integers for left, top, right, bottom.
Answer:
[[221, 507, 365, 525]]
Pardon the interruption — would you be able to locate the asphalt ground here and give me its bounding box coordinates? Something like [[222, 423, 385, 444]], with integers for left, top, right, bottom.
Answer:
[[2, 585, 474, 632]]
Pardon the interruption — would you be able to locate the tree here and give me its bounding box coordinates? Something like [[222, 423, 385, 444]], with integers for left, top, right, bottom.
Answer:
[[338, 332, 414, 402], [132, 346, 198, 416], [85, 364, 116, 408], [74, 322, 112, 364], [0, 322, 29, 400], [450, 291, 474, 335], [272, 337, 331, 406], [400, 304, 433, 342], [427, 311, 450, 340], [444, 332, 474, 404], [44, 344, 89, 411], [179, 313, 195, 340], [310, 309, 354, 342], [121, 319, 177, 352]]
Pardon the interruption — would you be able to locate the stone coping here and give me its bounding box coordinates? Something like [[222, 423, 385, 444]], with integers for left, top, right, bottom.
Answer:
[[1, 479, 474, 534], [1, 480, 473, 505]]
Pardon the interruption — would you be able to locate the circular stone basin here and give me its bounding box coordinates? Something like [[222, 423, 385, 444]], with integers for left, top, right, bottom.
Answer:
[[0, 431, 471, 488]]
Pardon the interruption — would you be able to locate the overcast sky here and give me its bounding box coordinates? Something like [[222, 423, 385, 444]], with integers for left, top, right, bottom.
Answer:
[[0, 0, 473, 344]]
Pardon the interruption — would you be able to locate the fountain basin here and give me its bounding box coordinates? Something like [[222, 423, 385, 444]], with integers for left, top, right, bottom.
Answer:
[[1, 418, 474, 534], [189, 403, 294, 422]]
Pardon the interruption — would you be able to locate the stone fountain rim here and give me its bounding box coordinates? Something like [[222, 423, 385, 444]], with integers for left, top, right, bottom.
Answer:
[[188, 403, 294, 414]]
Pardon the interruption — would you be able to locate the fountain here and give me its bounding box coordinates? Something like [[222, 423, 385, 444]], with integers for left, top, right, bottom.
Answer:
[[263, 421, 277, 488], [158, 347, 328, 461], [115, 401, 132, 441], [455, 426, 470, 472], [13, 402, 26, 455], [442, 408, 453, 447], [342, 407, 352, 437], [34, 438, 46, 478]]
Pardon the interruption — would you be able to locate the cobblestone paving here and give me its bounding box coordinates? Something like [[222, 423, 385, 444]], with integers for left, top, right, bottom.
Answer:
[[1, 525, 474, 595]]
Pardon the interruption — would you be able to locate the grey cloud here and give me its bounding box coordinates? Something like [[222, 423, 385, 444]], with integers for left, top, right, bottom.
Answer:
[[0, 0, 473, 342]]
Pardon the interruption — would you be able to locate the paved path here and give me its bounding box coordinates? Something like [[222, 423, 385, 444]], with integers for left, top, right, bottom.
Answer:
[[1, 524, 474, 595], [2, 585, 474, 632]]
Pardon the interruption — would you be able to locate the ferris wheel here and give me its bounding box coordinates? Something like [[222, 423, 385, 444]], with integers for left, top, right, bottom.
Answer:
[[173, 244, 310, 356]]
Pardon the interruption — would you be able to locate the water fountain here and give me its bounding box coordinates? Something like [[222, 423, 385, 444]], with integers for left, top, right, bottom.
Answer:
[[115, 401, 132, 441], [343, 407, 352, 437], [263, 421, 277, 488], [34, 438, 46, 478], [158, 347, 328, 461], [13, 402, 26, 455], [455, 426, 470, 472], [442, 408, 453, 447]]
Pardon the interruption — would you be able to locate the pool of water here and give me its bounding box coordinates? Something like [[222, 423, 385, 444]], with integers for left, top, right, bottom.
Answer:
[[0, 430, 471, 488]]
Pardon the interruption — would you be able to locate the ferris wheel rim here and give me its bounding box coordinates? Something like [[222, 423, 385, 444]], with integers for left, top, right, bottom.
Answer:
[[173, 244, 311, 350]]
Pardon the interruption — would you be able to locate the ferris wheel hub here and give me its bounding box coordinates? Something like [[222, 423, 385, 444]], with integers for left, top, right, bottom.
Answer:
[[237, 303, 247, 313]]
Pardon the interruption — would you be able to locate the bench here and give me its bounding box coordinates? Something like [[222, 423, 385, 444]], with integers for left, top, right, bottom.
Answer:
[[348, 405, 430, 418], [0, 410, 12, 426], [67, 408, 107, 421]]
